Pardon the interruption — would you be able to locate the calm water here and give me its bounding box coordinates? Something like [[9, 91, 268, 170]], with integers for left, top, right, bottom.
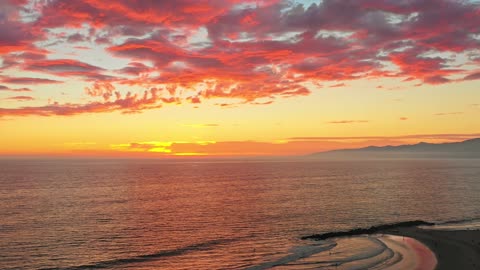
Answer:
[[0, 159, 479, 269]]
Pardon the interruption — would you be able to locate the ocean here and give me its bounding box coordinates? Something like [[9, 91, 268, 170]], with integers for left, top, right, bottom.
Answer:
[[1, 158, 479, 269]]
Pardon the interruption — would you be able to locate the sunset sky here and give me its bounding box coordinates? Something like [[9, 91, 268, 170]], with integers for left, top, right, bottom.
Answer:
[[1, 0, 479, 157]]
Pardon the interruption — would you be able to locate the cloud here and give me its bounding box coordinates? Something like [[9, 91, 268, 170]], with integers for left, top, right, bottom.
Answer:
[[423, 75, 450, 85], [0, 89, 169, 117], [434, 112, 463, 116], [0, 1, 43, 54], [25, 59, 105, 78], [84, 82, 116, 101], [389, 49, 457, 84], [329, 83, 346, 88], [10, 132, 480, 157], [108, 140, 352, 156], [250, 100, 274, 105], [66, 33, 87, 43], [5, 96, 35, 101], [327, 120, 369, 124], [289, 133, 480, 142], [13, 87, 32, 92], [181, 123, 219, 128], [0, 0, 478, 116], [36, 0, 247, 29], [463, 72, 480, 81], [116, 62, 151, 76], [399, 117, 408, 121], [0, 76, 63, 84], [0, 49, 49, 71], [102, 132, 480, 156], [0, 85, 32, 92]]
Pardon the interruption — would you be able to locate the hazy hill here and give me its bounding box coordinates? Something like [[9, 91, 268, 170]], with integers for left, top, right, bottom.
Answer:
[[310, 138, 480, 159]]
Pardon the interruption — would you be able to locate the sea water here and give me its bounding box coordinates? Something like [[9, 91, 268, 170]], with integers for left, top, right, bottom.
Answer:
[[0, 158, 479, 269]]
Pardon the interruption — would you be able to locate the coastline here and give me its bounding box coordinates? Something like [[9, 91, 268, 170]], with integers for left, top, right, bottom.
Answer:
[[302, 220, 480, 269], [382, 226, 480, 270]]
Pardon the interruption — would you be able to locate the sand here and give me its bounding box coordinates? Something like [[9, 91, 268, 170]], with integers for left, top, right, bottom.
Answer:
[[301, 220, 479, 269], [382, 227, 480, 270]]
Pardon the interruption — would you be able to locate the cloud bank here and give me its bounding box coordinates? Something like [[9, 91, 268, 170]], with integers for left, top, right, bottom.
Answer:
[[0, 0, 479, 116]]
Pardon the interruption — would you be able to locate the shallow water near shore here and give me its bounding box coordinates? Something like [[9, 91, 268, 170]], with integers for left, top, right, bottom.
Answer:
[[0, 158, 479, 269], [423, 218, 480, 231], [261, 235, 436, 270]]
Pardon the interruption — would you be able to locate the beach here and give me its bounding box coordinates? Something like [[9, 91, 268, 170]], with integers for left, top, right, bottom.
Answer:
[[384, 227, 480, 270], [301, 220, 480, 269]]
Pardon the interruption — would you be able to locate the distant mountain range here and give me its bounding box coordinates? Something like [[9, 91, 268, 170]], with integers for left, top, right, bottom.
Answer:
[[310, 138, 480, 159]]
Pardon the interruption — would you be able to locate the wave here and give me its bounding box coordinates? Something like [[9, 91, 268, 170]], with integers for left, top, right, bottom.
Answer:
[[40, 238, 238, 270], [245, 241, 337, 270], [302, 217, 480, 241], [435, 216, 480, 225], [425, 217, 480, 230], [301, 220, 434, 241], [40, 218, 476, 270]]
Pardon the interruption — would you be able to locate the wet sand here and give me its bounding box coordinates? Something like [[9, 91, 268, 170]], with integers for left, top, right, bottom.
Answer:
[[302, 220, 480, 269], [382, 227, 480, 270]]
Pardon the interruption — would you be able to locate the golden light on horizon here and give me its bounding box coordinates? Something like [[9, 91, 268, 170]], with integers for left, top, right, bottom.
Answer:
[[0, 0, 479, 157]]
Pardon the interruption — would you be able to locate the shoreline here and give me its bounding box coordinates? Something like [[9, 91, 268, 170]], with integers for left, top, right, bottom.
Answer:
[[302, 220, 480, 269]]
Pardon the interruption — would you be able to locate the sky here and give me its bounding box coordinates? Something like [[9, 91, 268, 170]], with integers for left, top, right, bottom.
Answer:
[[0, 0, 479, 157]]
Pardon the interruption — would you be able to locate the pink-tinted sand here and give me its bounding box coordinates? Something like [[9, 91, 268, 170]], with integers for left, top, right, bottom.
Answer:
[[404, 236, 437, 270]]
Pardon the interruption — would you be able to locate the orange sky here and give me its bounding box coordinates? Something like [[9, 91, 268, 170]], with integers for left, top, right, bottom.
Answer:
[[1, 0, 480, 157]]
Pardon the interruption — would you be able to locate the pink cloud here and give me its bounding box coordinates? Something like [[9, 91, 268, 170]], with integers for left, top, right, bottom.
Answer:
[[116, 62, 152, 76], [0, 76, 63, 84], [24, 59, 105, 77], [0, 0, 478, 116], [0, 88, 179, 117], [423, 75, 451, 85], [5, 96, 34, 101], [464, 72, 480, 81], [329, 83, 346, 88], [0, 85, 32, 92], [84, 82, 116, 101]]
